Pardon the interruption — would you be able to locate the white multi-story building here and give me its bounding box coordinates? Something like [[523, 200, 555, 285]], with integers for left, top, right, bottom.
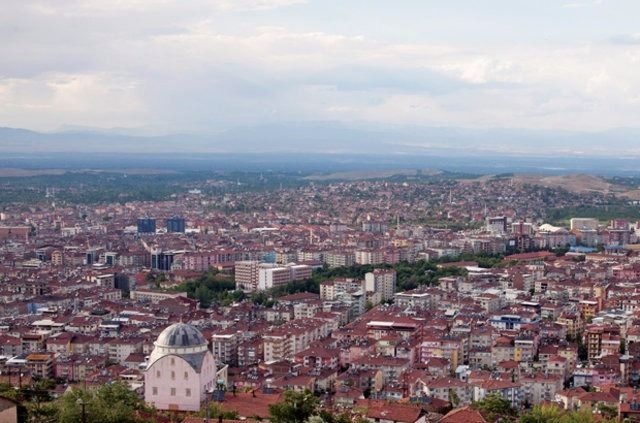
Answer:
[[254, 263, 313, 290], [365, 269, 397, 302], [235, 260, 261, 291]]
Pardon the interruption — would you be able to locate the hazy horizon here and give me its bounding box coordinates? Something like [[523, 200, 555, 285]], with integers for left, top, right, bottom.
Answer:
[[2, 0, 640, 150]]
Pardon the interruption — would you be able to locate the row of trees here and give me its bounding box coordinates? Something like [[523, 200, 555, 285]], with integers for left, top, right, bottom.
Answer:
[[0, 380, 155, 423], [471, 393, 619, 423], [4, 378, 624, 422], [240, 390, 621, 423]]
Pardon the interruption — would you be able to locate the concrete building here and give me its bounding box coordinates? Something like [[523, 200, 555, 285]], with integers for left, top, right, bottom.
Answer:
[[130, 289, 188, 304], [235, 260, 261, 292], [570, 218, 599, 231], [324, 251, 355, 268], [257, 263, 312, 290], [365, 269, 397, 302], [486, 216, 508, 234]]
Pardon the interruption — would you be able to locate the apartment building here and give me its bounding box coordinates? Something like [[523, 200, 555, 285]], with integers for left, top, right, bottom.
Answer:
[[365, 269, 397, 302]]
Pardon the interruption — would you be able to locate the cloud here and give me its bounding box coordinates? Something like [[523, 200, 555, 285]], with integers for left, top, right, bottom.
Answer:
[[610, 33, 640, 45], [24, 0, 306, 13], [1, 0, 640, 133], [213, 0, 307, 11], [562, 0, 602, 8], [0, 73, 148, 129]]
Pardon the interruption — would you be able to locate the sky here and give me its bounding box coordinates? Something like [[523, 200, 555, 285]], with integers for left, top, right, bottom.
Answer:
[[1, 0, 640, 134]]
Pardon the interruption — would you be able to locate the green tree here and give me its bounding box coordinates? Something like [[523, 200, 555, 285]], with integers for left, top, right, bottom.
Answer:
[[198, 403, 239, 420], [520, 405, 619, 423], [56, 381, 152, 423], [269, 390, 319, 423], [576, 335, 588, 362], [448, 389, 460, 408], [520, 404, 564, 423], [597, 403, 618, 421], [472, 393, 516, 422]]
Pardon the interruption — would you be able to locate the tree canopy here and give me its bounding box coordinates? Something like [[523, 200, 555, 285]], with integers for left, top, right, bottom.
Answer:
[[268, 390, 319, 423]]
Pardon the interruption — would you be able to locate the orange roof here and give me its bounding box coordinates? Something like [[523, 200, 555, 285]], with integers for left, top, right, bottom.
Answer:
[[26, 353, 51, 361], [356, 400, 422, 423], [217, 391, 281, 419], [439, 406, 487, 423]]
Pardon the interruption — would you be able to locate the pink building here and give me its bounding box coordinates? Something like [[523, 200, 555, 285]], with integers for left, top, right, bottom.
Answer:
[[144, 323, 217, 412]]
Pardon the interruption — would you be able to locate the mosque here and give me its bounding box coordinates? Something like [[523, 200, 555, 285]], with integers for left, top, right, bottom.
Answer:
[[144, 322, 218, 411]]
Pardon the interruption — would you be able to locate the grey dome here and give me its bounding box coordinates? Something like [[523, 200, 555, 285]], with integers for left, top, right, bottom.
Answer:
[[155, 322, 206, 348], [146, 322, 211, 372]]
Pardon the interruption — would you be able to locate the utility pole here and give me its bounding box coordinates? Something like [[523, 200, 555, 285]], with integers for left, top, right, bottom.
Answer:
[[76, 398, 87, 423], [205, 387, 213, 421]]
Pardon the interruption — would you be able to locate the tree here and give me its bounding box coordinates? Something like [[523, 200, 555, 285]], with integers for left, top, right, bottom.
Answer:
[[520, 405, 618, 423], [520, 404, 564, 423], [198, 403, 239, 420], [597, 403, 618, 421], [56, 381, 152, 423], [448, 389, 460, 408], [576, 335, 588, 362], [472, 393, 516, 422], [269, 390, 319, 423]]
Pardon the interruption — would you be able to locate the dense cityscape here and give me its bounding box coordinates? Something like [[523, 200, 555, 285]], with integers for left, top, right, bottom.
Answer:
[[4, 0, 640, 422], [0, 172, 640, 422]]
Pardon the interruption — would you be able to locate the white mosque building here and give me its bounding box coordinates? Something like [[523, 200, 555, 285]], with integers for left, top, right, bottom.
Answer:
[[144, 322, 217, 412]]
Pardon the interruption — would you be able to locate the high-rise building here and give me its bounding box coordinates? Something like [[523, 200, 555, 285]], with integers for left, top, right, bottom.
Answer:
[[584, 324, 620, 360], [166, 216, 186, 233], [235, 261, 261, 292], [365, 269, 397, 302], [137, 218, 157, 234], [237, 262, 312, 291], [151, 250, 176, 271], [104, 252, 118, 267], [486, 216, 508, 234], [85, 248, 97, 266]]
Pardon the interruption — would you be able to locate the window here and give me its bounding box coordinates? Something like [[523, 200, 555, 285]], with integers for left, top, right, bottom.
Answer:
[[170, 357, 175, 365], [152, 387, 158, 395], [171, 371, 175, 380], [156, 370, 161, 378], [186, 388, 191, 397], [170, 388, 176, 396], [184, 371, 189, 380]]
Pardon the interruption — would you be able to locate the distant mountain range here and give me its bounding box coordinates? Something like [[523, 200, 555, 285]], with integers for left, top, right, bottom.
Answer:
[[1, 123, 640, 157]]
